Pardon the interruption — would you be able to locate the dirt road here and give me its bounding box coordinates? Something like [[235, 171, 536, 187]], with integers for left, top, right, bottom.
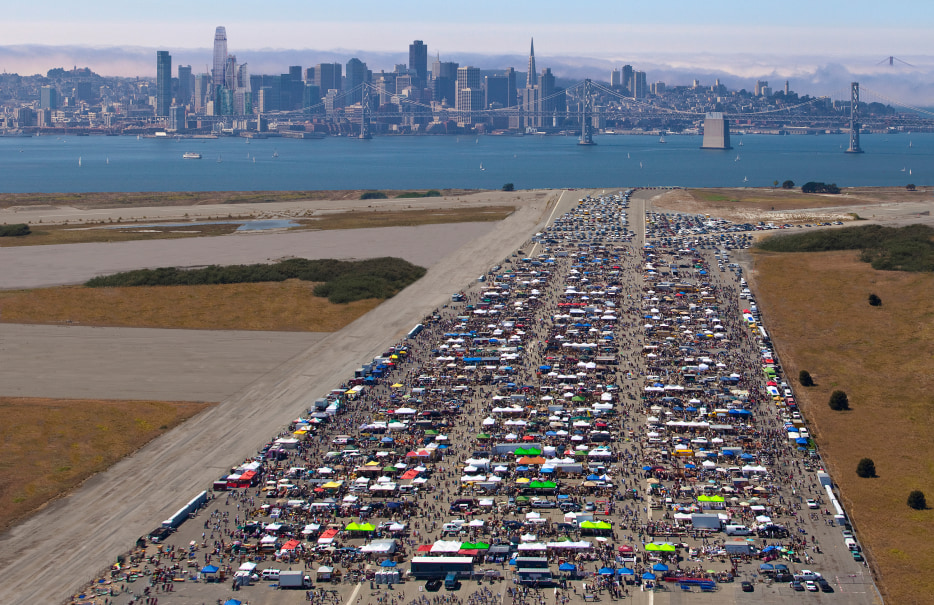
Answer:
[[0, 188, 581, 605]]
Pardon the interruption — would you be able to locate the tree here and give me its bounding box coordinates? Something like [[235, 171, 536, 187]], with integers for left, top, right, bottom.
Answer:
[[868, 293, 882, 306], [799, 370, 814, 387], [801, 182, 841, 194], [856, 458, 876, 478], [908, 490, 927, 510], [907, 184, 916, 191], [502, 183, 515, 192], [828, 390, 850, 411], [773, 180, 779, 188], [0, 223, 30, 237], [782, 180, 795, 190]]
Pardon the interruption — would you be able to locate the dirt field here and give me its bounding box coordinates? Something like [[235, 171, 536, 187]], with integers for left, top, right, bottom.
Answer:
[[0, 281, 382, 331], [0, 397, 213, 533], [651, 186, 933, 226], [749, 248, 934, 605]]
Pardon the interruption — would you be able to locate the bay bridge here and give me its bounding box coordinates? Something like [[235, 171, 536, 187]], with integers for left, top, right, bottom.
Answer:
[[205, 78, 934, 148]]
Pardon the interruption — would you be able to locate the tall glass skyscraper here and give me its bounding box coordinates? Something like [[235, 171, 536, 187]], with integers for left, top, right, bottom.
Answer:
[[156, 50, 172, 117], [213, 27, 228, 89]]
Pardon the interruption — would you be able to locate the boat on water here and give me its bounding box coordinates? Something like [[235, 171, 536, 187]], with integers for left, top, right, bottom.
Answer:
[[273, 150, 279, 158], [659, 136, 666, 144], [183, 152, 202, 159], [480, 162, 485, 171]]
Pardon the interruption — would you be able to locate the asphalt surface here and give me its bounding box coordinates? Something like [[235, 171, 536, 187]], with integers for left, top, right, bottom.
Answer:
[[0, 324, 324, 401]]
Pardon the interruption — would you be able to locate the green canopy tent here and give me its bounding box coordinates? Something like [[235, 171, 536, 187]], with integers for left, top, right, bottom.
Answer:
[[644, 542, 676, 552], [579, 520, 612, 530], [345, 522, 376, 532]]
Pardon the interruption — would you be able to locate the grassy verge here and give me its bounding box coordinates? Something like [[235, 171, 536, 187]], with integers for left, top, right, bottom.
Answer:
[[751, 248, 934, 605], [687, 187, 900, 211], [0, 397, 213, 532], [756, 224, 934, 272], [0, 281, 383, 331], [0, 188, 482, 209]]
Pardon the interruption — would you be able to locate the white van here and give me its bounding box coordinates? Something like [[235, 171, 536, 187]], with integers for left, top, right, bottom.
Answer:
[[262, 569, 281, 581], [725, 525, 752, 536]]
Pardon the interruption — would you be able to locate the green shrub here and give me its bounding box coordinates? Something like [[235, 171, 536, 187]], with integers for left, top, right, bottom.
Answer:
[[868, 293, 882, 306], [781, 180, 795, 190], [801, 182, 840, 194], [502, 183, 515, 192], [85, 257, 427, 304], [856, 458, 876, 478], [361, 191, 388, 200], [908, 490, 927, 510], [0, 224, 31, 237], [799, 370, 814, 387], [829, 390, 850, 411]]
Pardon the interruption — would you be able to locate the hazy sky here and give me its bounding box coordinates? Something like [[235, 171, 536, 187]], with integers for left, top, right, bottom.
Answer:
[[3, 0, 929, 57]]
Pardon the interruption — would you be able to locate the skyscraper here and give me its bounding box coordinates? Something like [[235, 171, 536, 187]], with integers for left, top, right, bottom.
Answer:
[[177, 65, 192, 107], [156, 50, 172, 117], [346, 58, 368, 104], [409, 40, 428, 83], [456, 66, 482, 117], [527, 39, 537, 88], [314, 63, 342, 94], [621, 64, 633, 96], [212, 27, 228, 89]]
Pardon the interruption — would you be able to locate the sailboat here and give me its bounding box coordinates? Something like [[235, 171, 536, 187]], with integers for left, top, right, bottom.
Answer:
[[217, 155, 223, 163], [909, 168, 912, 175], [735, 154, 741, 162], [272, 149, 279, 158], [78, 156, 82, 167], [480, 162, 485, 171], [639, 161, 643, 169], [739, 140, 744, 147], [627, 152, 631, 159], [743, 176, 748, 183], [909, 140, 913, 148], [901, 167, 906, 172], [659, 135, 666, 144], [106, 158, 110, 165]]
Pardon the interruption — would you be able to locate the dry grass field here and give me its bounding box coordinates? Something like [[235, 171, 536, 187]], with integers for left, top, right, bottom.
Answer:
[[0, 205, 514, 247], [751, 248, 934, 605], [0, 280, 382, 331], [0, 397, 213, 532]]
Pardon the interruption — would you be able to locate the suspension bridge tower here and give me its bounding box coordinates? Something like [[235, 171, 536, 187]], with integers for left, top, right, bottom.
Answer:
[[359, 85, 372, 140], [845, 82, 863, 154], [578, 79, 596, 146]]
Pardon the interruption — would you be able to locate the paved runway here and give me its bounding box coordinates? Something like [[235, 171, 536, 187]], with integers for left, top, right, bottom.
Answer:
[[0, 324, 324, 401]]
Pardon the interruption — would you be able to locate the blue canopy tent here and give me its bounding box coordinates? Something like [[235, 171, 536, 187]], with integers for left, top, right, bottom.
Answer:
[[380, 559, 397, 567], [642, 572, 656, 580], [652, 563, 669, 572], [201, 565, 219, 574], [598, 567, 614, 575], [618, 568, 635, 576], [558, 563, 576, 572]]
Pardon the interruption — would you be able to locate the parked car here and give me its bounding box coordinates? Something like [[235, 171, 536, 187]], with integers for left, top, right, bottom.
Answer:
[[741, 581, 754, 592], [790, 580, 804, 591], [805, 581, 819, 592]]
